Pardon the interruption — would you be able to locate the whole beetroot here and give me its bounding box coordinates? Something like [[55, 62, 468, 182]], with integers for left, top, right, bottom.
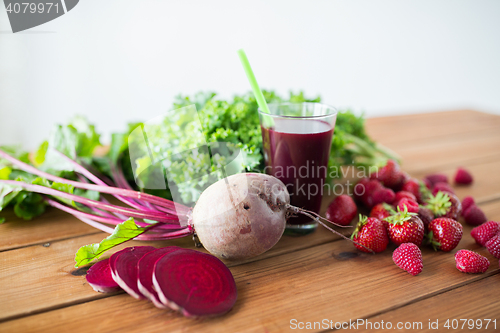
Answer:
[[192, 173, 289, 260]]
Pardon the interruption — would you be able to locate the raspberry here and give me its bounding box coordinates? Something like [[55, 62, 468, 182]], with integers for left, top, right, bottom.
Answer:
[[425, 173, 448, 186], [393, 191, 417, 205], [463, 205, 487, 226], [417, 206, 434, 231], [361, 180, 384, 207], [423, 178, 432, 189], [397, 198, 419, 214], [461, 196, 475, 213], [353, 178, 370, 202], [454, 167, 473, 185], [401, 179, 421, 202], [471, 221, 500, 246], [431, 182, 455, 196], [455, 250, 489, 273]]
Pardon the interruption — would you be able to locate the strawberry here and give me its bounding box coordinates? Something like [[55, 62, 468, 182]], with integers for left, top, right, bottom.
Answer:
[[385, 206, 425, 246], [351, 215, 389, 253], [461, 196, 475, 213], [463, 205, 487, 226], [446, 194, 462, 220], [393, 191, 417, 205], [417, 206, 434, 232], [454, 167, 473, 185], [485, 234, 500, 259], [471, 221, 500, 246], [370, 203, 395, 219], [424, 191, 462, 221], [418, 180, 432, 204], [371, 187, 396, 207], [397, 198, 419, 214], [401, 179, 422, 202], [427, 218, 463, 252], [455, 250, 489, 273], [325, 195, 357, 226], [425, 173, 448, 186], [370, 203, 395, 229], [370, 160, 404, 189], [392, 243, 423, 276], [431, 182, 455, 196]]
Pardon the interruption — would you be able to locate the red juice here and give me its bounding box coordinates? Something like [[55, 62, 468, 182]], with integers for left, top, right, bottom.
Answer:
[[261, 118, 334, 225]]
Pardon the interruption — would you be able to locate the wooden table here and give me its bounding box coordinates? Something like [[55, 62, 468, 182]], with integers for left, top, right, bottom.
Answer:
[[1, 110, 500, 332]]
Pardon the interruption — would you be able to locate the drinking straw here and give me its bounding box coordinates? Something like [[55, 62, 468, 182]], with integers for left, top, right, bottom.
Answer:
[[237, 49, 270, 114]]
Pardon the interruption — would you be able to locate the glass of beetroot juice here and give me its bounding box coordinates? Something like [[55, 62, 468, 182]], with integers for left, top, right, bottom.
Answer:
[[259, 102, 337, 235]]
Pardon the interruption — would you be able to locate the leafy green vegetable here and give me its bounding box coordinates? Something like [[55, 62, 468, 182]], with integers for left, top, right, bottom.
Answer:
[[114, 90, 398, 204], [34, 141, 48, 166], [36, 116, 101, 173], [74, 218, 148, 267], [13, 192, 46, 220], [0, 117, 104, 223], [0, 184, 22, 210], [0, 166, 12, 180]]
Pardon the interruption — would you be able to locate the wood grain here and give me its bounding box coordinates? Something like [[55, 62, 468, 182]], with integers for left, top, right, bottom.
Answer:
[[1, 110, 499, 333], [0, 223, 346, 322], [1, 220, 498, 333], [366, 110, 500, 146], [0, 207, 99, 252], [364, 276, 500, 333]]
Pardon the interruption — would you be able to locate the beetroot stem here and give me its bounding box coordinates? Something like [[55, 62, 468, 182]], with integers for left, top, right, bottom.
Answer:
[[0, 180, 179, 223], [135, 228, 192, 241], [45, 198, 125, 225], [0, 149, 190, 213], [52, 149, 151, 211], [70, 214, 190, 241], [288, 205, 375, 254]]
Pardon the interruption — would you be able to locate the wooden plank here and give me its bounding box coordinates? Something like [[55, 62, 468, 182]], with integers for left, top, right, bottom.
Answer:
[[0, 221, 347, 322], [396, 129, 500, 174], [363, 276, 500, 333], [0, 207, 99, 252], [1, 199, 499, 332], [366, 110, 500, 146]]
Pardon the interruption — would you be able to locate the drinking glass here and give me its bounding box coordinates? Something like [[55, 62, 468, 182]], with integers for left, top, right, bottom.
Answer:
[[259, 102, 337, 235]]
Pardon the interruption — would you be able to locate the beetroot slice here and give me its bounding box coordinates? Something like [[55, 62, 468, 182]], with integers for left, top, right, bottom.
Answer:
[[109, 246, 157, 299], [152, 249, 237, 317], [137, 246, 182, 308], [85, 258, 121, 293]]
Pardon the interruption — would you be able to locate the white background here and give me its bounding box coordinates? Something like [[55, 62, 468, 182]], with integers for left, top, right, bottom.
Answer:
[[1, 0, 499, 149]]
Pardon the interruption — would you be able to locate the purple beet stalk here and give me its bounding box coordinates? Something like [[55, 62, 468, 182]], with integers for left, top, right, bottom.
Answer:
[[0, 148, 192, 240]]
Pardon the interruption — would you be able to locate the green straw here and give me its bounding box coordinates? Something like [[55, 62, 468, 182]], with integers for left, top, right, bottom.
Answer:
[[237, 49, 270, 114]]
